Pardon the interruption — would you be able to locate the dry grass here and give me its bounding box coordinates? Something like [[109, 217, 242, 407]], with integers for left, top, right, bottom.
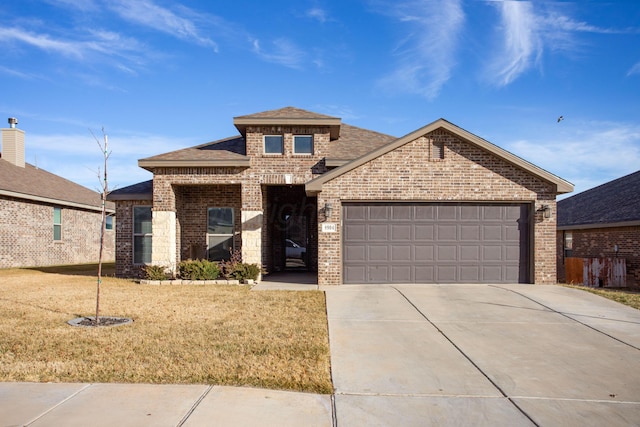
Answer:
[[0, 264, 332, 393], [562, 284, 640, 310]]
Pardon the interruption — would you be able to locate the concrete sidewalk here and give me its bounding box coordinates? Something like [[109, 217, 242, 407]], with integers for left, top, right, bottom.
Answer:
[[0, 383, 332, 427], [2, 284, 640, 426]]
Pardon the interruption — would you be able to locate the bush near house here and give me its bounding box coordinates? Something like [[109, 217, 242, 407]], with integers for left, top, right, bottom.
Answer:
[[177, 260, 220, 280]]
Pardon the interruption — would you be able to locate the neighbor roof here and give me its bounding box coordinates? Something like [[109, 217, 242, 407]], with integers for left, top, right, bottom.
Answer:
[[558, 170, 640, 229], [0, 159, 113, 212], [306, 118, 574, 195]]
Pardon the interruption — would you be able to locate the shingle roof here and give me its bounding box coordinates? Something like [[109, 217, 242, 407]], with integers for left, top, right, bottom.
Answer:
[[139, 136, 248, 170], [234, 106, 338, 120], [0, 159, 113, 212], [558, 170, 640, 228], [328, 123, 396, 161], [108, 180, 153, 201]]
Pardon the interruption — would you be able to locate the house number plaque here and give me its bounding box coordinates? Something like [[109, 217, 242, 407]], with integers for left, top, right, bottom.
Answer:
[[321, 223, 337, 233]]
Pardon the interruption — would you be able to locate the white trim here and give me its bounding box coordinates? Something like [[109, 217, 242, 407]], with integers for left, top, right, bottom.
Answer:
[[293, 135, 313, 155], [263, 135, 284, 155], [558, 220, 640, 231]]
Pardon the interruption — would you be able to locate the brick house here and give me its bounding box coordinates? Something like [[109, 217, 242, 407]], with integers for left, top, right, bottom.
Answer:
[[0, 118, 115, 268], [557, 170, 640, 287], [108, 107, 572, 285]]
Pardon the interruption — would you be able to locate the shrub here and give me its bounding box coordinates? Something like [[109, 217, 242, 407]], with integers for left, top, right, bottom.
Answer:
[[230, 263, 261, 282], [144, 265, 169, 281], [219, 249, 242, 279], [178, 260, 220, 280]]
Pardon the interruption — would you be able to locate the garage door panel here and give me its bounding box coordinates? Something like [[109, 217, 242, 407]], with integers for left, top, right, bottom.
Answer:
[[344, 265, 366, 283], [344, 245, 366, 261], [368, 224, 389, 240], [391, 265, 412, 282], [460, 245, 480, 261], [369, 246, 389, 262], [343, 203, 530, 284], [437, 225, 457, 240], [369, 206, 389, 220], [345, 224, 366, 240], [415, 245, 434, 261], [415, 225, 434, 240], [437, 265, 457, 282], [437, 245, 457, 261], [415, 265, 435, 282], [391, 205, 412, 220], [391, 245, 411, 261], [391, 224, 411, 240], [460, 225, 480, 241]]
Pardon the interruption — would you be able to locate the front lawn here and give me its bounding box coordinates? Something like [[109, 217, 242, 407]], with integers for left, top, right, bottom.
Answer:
[[0, 264, 332, 393], [562, 284, 640, 310]]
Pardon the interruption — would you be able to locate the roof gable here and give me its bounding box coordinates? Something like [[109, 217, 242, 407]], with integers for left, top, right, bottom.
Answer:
[[306, 118, 573, 195], [558, 170, 640, 228]]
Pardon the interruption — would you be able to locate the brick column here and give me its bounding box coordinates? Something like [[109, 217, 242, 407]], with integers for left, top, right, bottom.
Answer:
[[152, 177, 177, 272]]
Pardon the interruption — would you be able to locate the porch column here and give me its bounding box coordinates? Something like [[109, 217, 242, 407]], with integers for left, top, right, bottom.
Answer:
[[241, 183, 262, 266], [152, 178, 177, 272]]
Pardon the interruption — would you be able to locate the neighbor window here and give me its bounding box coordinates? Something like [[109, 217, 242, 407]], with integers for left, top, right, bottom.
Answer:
[[564, 231, 573, 258], [53, 207, 62, 241], [264, 135, 283, 154], [293, 135, 313, 154], [105, 215, 114, 230], [133, 206, 152, 264], [207, 207, 234, 261]]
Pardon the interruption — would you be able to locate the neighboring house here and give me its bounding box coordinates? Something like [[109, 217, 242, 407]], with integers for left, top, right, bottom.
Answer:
[[557, 170, 640, 287], [108, 107, 573, 285], [0, 118, 115, 269]]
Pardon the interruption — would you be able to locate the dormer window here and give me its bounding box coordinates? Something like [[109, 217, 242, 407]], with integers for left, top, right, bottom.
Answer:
[[264, 135, 283, 154], [294, 135, 313, 155]]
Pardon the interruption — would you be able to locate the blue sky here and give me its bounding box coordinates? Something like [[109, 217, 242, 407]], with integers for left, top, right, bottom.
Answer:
[[1, 0, 639, 198]]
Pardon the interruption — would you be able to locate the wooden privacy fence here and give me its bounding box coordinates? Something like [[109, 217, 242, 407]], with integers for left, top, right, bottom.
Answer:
[[565, 257, 627, 287]]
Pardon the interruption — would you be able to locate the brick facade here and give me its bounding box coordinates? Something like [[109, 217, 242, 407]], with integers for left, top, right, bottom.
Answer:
[[317, 130, 557, 285], [0, 195, 115, 268], [111, 109, 567, 285], [557, 226, 640, 287]]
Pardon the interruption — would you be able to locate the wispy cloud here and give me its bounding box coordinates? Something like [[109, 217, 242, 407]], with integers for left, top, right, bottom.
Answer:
[[307, 8, 329, 23], [251, 38, 305, 69], [0, 27, 85, 58], [486, 1, 541, 87], [108, 0, 218, 51], [628, 62, 640, 76], [375, 0, 465, 100], [504, 121, 640, 196], [485, 2, 637, 86]]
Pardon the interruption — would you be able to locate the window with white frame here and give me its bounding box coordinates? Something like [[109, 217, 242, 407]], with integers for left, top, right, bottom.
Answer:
[[106, 215, 114, 230], [293, 135, 313, 154], [53, 207, 62, 241], [133, 206, 152, 264], [264, 135, 283, 154], [207, 207, 234, 261]]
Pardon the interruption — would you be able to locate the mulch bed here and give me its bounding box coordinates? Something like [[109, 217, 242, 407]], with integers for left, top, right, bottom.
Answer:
[[67, 316, 133, 328]]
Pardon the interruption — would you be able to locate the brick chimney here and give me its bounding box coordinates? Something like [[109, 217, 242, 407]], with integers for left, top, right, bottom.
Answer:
[[1, 117, 25, 168]]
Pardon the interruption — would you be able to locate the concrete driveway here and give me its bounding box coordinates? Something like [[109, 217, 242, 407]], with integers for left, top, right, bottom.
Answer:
[[324, 284, 640, 426]]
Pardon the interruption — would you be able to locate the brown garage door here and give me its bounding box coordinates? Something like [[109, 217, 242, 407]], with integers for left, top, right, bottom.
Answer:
[[343, 203, 530, 284]]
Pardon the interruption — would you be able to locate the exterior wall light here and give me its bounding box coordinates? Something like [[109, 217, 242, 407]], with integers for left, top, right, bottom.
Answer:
[[537, 204, 551, 219], [324, 203, 333, 221]]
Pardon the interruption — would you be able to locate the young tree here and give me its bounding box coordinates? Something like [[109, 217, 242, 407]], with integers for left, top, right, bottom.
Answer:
[[91, 128, 111, 326]]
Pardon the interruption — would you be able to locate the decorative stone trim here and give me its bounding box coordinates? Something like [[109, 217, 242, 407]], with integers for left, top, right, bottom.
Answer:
[[140, 279, 244, 285]]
